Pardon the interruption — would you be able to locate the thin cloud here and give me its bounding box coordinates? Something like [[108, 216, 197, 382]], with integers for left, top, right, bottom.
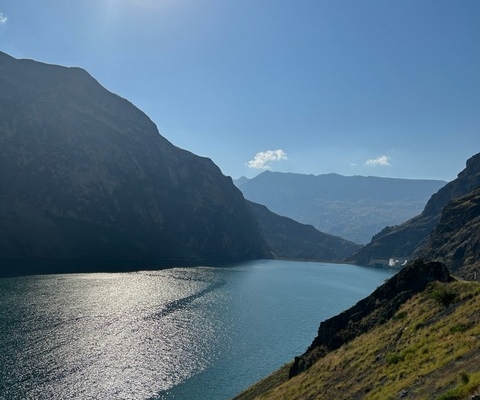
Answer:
[[0, 13, 7, 24], [247, 149, 287, 169], [365, 155, 391, 166]]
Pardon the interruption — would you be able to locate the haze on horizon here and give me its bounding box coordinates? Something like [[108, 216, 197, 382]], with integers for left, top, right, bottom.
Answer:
[[1, 0, 479, 182]]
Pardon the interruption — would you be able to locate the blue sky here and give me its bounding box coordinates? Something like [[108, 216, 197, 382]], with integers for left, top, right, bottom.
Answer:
[[1, 1, 479, 181]]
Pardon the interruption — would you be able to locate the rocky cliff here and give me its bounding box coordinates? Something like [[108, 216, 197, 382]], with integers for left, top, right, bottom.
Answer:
[[349, 153, 480, 265], [0, 51, 270, 274], [417, 187, 480, 279]]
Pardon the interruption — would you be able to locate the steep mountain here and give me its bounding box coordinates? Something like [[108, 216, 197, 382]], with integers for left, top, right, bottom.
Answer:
[[0, 51, 270, 274], [350, 153, 480, 266], [234, 261, 480, 400], [235, 172, 445, 244], [417, 187, 480, 280], [247, 201, 361, 261]]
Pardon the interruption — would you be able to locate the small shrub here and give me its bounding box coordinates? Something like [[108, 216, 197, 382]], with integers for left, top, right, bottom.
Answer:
[[393, 311, 408, 320], [450, 323, 468, 334], [386, 352, 404, 365], [431, 286, 457, 307], [460, 371, 470, 385]]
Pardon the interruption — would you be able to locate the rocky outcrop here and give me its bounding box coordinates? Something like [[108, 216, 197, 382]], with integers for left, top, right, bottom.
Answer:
[[349, 153, 480, 265], [0, 51, 270, 274], [247, 201, 361, 261], [417, 187, 480, 279], [289, 260, 452, 378]]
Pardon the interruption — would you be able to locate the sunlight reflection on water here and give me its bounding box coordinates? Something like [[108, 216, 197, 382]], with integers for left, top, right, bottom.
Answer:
[[0, 268, 227, 400]]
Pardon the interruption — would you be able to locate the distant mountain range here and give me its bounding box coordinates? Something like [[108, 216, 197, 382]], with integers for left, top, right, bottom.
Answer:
[[349, 152, 480, 278], [0, 51, 355, 275], [235, 172, 446, 244]]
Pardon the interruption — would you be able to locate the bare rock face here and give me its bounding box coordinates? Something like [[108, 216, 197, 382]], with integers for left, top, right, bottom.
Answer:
[[349, 153, 480, 265], [289, 260, 452, 378], [0, 52, 269, 274], [417, 187, 480, 279]]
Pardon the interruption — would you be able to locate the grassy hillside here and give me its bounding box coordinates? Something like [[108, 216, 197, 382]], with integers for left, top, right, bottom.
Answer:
[[234, 279, 480, 400]]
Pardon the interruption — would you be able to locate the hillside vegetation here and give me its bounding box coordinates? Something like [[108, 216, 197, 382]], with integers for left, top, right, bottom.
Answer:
[[234, 269, 480, 400]]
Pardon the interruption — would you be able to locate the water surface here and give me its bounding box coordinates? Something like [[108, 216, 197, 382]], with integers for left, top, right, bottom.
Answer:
[[0, 260, 395, 400]]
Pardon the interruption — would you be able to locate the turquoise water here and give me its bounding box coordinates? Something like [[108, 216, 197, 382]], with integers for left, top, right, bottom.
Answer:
[[0, 260, 395, 400]]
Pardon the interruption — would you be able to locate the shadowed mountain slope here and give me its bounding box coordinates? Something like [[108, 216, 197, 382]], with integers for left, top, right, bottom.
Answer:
[[0, 52, 360, 275], [247, 201, 361, 261], [0, 51, 270, 274]]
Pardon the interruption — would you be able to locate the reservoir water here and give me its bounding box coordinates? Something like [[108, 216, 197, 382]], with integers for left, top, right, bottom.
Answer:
[[0, 260, 395, 400]]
